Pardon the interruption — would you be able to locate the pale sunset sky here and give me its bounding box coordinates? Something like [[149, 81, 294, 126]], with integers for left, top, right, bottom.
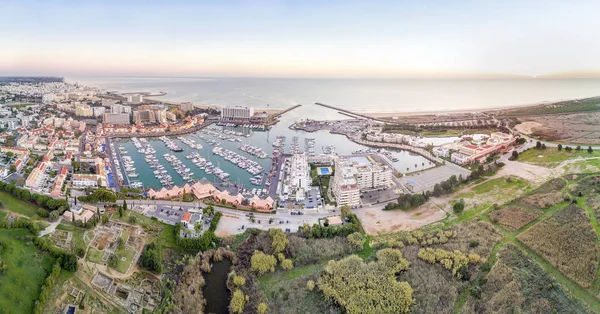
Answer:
[[2, 0, 600, 78]]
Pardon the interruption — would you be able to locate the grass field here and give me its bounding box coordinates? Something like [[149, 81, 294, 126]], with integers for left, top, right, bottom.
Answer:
[[56, 224, 87, 253], [0, 229, 55, 313], [518, 204, 599, 288], [518, 147, 599, 165], [258, 262, 335, 314], [463, 244, 588, 313], [472, 177, 527, 195], [114, 247, 136, 273], [0, 211, 6, 219], [87, 247, 105, 265], [0, 191, 40, 217]]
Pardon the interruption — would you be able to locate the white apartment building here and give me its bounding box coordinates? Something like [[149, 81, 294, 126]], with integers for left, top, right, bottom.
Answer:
[[433, 147, 450, 158], [92, 106, 106, 117], [0, 118, 20, 130], [72, 174, 99, 188], [355, 165, 393, 190], [75, 104, 93, 117], [288, 153, 310, 200], [332, 158, 361, 207], [221, 106, 254, 121], [111, 104, 132, 114], [127, 94, 143, 104], [103, 113, 130, 125]]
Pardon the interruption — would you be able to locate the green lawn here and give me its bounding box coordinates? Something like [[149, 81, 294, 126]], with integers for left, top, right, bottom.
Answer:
[[518, 147, 599, 164], [56, 224, 88, 253], [114, 247, 136, 273], [0, 211, 7, 219], [356, 236, 374, 260], [114, 210, 178, 248], [0, 191, 40, 217], [472, 177, 527, 194], [0, 229, 55, 313], [87, 247, 105, 265]]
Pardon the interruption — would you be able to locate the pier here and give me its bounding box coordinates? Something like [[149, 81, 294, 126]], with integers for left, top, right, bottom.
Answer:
[[315, 102, 380, 121], [273, 104, 302, 118]]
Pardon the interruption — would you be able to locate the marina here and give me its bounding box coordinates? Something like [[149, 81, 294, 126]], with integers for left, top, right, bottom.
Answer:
[[111, 106, 434, 192]]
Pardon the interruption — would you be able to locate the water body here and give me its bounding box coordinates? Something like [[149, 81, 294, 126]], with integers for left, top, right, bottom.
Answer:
[[70, 76, 600, 113], [202, 259, 233, 314], [118, 105, 433, 189]]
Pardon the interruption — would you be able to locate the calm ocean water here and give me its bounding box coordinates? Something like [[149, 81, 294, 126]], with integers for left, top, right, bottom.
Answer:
[[69, 76, 600, 113]]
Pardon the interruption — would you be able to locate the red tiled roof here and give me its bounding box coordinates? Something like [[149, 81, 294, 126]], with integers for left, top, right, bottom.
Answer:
[[182, 212, 192, 223]]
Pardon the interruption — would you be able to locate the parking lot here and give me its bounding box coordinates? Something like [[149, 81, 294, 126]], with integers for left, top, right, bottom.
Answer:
[[133, 204, 199, 225], [279, 187, 324, 210], [399, 163, 471, 193], [361, 187, 399, 204]]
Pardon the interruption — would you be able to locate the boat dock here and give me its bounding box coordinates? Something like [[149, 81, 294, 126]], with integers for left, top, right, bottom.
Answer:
[[315, 102, 382, 121], [273, 104, 302, 118]]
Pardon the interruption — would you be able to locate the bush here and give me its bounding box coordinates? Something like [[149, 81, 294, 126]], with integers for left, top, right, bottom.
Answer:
[[250, 251, 277, 274], [281, 259, 294, 271], [347, 232, 365, 251], [139, 242, 163, 273], [306, 280, 315, 291], [453, 200, 465, 214], [129, 216, 137, 224], [469, 240, 479, 248]]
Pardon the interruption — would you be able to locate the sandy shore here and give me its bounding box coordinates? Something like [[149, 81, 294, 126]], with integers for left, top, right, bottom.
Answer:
[[364, 99, 559, 118]]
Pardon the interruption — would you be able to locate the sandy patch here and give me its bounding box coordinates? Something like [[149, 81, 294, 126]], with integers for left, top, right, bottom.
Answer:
[[355, 203, 446, 235], [514, 121, 543, 135]]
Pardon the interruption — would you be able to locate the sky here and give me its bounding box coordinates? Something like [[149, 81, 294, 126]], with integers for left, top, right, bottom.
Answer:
[[2, 0, 600, 78]]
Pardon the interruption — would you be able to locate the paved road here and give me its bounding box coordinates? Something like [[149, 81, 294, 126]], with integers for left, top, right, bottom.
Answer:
[[39, 216, 63, 237]]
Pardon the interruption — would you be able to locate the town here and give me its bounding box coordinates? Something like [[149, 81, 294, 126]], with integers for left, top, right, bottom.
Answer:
[[1, 76, 599, 314]]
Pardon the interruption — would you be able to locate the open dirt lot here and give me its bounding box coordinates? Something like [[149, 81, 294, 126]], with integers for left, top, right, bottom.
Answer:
[[514, 121, 543, 135], [519, 112, 600, 144], [355, 202, 446, 235]]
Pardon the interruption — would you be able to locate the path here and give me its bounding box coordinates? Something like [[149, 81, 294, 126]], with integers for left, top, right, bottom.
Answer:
[[39, 216, 63, 237]]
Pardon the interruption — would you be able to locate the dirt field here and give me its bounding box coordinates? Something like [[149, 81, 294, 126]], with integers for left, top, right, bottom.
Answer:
[[355, 202, 447, 235], [518, 112, 600, 144], [514, 121, 542, 135]]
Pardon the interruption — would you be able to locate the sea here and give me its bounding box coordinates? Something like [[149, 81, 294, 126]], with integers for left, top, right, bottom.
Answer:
[[70, 76, 600, 190], [69, 76, 600, 114]]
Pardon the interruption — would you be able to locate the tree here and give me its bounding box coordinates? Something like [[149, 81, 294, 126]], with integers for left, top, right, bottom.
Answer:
[[257, 303, 268, 314], [576, 145, 582, 151], [117, 237, 125, 250], [453, 200, 465, 214], [340, 205, 351, 219], [122, 200, 128, 211], [128, 215, 137, 224], [230, 289, 246, 314], [250, 251, 277, 274], [108, 254, 118, 268], [536, 141, 542, 149], [588, 146, 594, 154], [268, 228, 289, 253], [118, 206, 124, 218], [347, 232, 365, 251], [139, 242, 163, 273], [233, 275, 246, 287], [510, 150, 519, 160], [48, 210, 59, 221], [317, 253, 413, 314], [558, 144, 563, 151], [281, 259, 294, 270], [306, 280, 315, 291], [9, 164, 16, 173], [203, 205, 215, 216]]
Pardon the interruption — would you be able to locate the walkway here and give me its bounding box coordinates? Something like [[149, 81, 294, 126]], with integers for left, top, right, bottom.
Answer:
[[39, 216, 63, 237]]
